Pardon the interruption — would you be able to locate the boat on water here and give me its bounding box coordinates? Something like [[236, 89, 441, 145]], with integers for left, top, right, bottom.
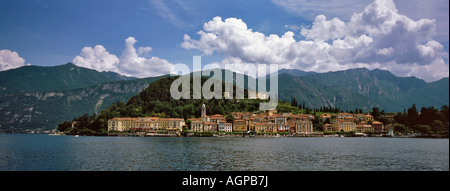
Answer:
[[74, 135, 79, 137]]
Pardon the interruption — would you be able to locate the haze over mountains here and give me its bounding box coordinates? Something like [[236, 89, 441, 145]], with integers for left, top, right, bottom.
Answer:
[[0, 63, 448, 132]]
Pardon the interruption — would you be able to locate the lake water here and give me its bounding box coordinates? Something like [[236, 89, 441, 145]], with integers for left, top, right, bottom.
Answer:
[[0, 134, 448, 171]]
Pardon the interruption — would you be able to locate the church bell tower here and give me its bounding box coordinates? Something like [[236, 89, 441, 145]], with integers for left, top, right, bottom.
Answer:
[[201, 104, 206, 117]]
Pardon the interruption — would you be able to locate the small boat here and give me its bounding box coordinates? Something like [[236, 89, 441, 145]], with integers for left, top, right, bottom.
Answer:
[[74, 135, 79, 137]]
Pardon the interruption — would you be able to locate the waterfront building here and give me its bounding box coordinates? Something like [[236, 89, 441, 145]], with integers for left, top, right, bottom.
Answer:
[[158, 118, 185, 133], [233, 120, 247, 132], [108, 117, 185, 133], [275, 116, 286, 125], [210, 114, 223, 124], [337, 113, 354, 120], [190, 119, 203, 132], [203, 122, 212, 132], [295, 120, 313, 133], [372, 121, 385, 133], [255, 123, 266, 133], [224, 123, 233, 132], [211, 123, 218, 132], [218, 121, 226, 132], [289, 124, 296, 133], [266, 123, 277, 133], [130, 117, 159, 132], [323, 123, 333, 132], [278, 124, 290, 132], [356, 124, 374, 133], [108, 118, 136, 132], [201, 115, 210, 123], [248, 124, 256, 132], [332, 120, 356, 132]]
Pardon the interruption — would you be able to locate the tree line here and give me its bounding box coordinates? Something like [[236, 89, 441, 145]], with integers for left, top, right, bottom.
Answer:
[[393, 104, 449, 135]]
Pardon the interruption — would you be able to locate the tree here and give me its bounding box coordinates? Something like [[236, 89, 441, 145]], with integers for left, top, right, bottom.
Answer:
[[313, 116, 323, 131], [291, 97, 298, 107], [407, 104, 419, 127], [226, 113, 234, 123], [419, 107, 441, 126], [372, 107, 381, 121], [439, 105, 449, 124], [431, 120, 445, 134], [325, 118, 331, 124], [58, 121, 72, 132], [394, 112, 406, 125], [182, 104, 195, 120], [415, 124, 432, 135], [394, 124, 407, 133], [185, 120, 192, 131], [378, 116, 389, 125]]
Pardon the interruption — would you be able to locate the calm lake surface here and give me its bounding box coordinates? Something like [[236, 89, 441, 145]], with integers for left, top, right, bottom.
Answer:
[[0, 134, 448, 171]]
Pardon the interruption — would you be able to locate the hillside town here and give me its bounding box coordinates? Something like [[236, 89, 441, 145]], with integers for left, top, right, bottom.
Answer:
[[108, 104, 393, 137]]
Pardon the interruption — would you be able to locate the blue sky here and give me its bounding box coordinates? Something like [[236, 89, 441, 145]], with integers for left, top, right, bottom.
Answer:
[[0, 0, 296, 65], [1, 0, 449, 82]]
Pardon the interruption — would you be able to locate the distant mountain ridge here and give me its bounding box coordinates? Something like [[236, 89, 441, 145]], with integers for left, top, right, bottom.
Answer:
[[0, 63, 135, 93], [296, 68, 449, 111], [276, 68, 316, 77]]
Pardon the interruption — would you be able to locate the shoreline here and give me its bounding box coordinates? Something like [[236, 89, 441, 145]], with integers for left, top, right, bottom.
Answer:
[[98, 132, 450, 138], [2, 132, 448, 138]]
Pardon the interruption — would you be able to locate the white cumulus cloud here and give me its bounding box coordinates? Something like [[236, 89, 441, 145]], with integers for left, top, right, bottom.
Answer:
[[72, 45, 120, 73], [118, 37, 174, 78], [73, 37, 174, 78], [182, 0, 449, 82], [0, 49, 26, 71]]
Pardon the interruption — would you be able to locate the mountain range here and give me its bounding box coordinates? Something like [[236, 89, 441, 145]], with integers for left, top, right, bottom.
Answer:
[[280, 68, 449, 111], [0, 63, 166, 132], [0, 63, 135, 93], [0, 63, 448, 132]]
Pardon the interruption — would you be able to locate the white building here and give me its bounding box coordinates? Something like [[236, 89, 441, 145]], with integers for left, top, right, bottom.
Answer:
[[224, 123, 233, 132]]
